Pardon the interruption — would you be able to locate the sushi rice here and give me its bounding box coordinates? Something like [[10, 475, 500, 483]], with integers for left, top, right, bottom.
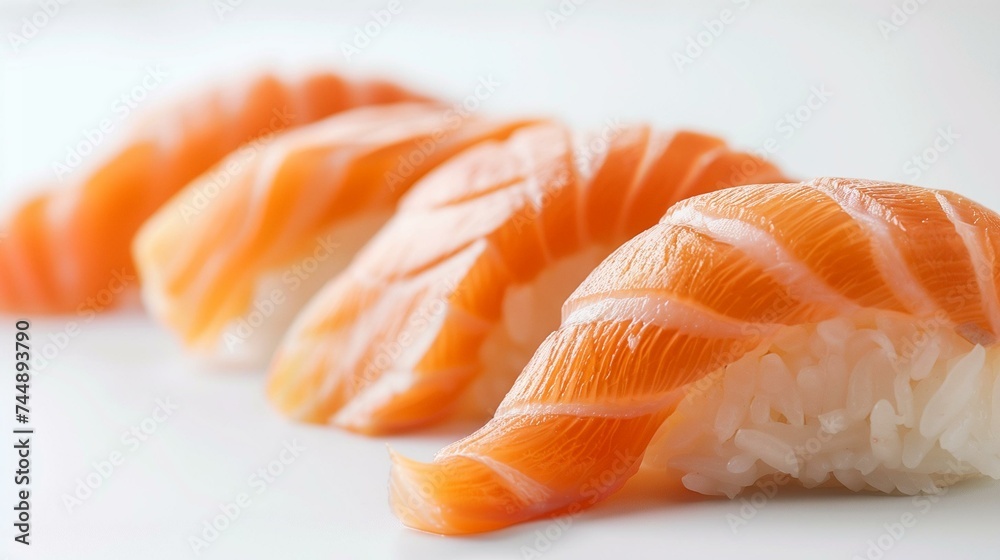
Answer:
[[648, 309, 1000, 497]]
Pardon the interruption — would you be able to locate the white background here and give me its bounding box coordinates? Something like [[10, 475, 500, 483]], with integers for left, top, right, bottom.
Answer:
[[1, 1, 999, 559]]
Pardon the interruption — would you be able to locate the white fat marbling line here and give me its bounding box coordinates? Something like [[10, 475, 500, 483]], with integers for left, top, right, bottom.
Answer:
[[666, 203, 859, 310], [808, 179, 940, 317]]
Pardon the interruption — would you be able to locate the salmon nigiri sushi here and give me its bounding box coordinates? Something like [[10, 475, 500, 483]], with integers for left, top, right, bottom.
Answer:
[[267, 123, 786, 433], [0, 70, 428, 314], [389, 178, 1000, 534], [133, 103, 534, 363]]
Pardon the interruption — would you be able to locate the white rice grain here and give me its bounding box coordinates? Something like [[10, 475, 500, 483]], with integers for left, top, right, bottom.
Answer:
[[920, 345, 985, 437], [734, 428, 799, 477], [647, 309, 999, 497], [870, 399, 903, 468]]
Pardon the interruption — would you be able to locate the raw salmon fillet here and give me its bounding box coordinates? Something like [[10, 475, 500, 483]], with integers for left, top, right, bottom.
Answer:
[[0, 71, 428, 314], [267, 123, 786, 433], [388, 178, 1000, 534], [134, 103, 535, 363]]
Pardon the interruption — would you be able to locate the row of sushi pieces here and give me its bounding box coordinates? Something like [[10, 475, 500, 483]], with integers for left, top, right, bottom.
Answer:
[[2, 70, 1000, 535]]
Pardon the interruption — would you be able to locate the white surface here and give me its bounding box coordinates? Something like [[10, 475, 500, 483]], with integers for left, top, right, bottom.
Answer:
[[2, 1, 1000, 559]]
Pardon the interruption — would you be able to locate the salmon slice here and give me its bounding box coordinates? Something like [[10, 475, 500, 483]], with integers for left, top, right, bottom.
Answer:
[[0, 71, 429, 314], [133, 103, 535, 363], [267, 123, 787, 433], [388, 178, 1000, 534]]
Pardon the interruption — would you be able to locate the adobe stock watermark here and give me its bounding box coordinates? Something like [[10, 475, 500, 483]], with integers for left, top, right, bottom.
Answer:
[[678, 288, 798, 406], [720, 84, 834, 188], [222, 234, 341, 352], [573, 117, 625, 171], [509, 117, 624, 234], [878, 0, 931, 41], [544, 0, 589, 30], [6, 0, 72, 53], [885, 250, 988, 369], [902, 127, 958, 182], [392, 451, 479, 530], [340, 0, 403, 62], [211, 0, 245, 20], [771, 84, 835, 144], [51, 65, 169, 181], [726, 415, 847, 533], [672, 0, 753, 72], [177, 106, 295, 223], [188, 440, 306, 555], [31, 268, 137, 373], [851, 460, 965, 560], [384, 75, 501, 192], [360, 275, 462, 384], [61, 397, 179, 513], [519, 450, 639, 559]]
